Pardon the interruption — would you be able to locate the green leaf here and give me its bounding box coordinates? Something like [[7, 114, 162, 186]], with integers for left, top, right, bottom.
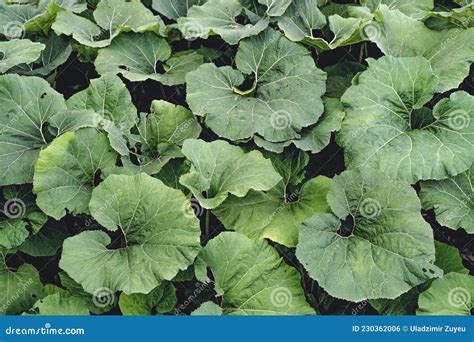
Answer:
[[200, 232, 314, 315], [52, 0, 163, 47], [11, 33, 72, 76], [95, 32, 204, 85], [191, 301, 223, 315], [119, 282, 176, 315], [60, 173, 201, 294], [417, 273, 474, 315], [0, 257, 43, 315], [369, 5, 474, 93], [214, 176, 331, 247], [426, 4, 474, 29], [177, 0, 269, 44], [420, 165, 473, 233], [0, 74, 67, 185], [186, 29, 326, 143], [152, 0, 206, 20], [0, 39, 44, 74], [361, 0, 434, 18], [296, 168, 442, 302], [179, 139, 282, 209], [19, 219, 69, 257], [123, 100, 200, 175], [33, 293, 89, 315], [338, 56, 474, 183], [434, 241, 469, 275], [277, 0, 326, 43], [33, 128, 118, 220]]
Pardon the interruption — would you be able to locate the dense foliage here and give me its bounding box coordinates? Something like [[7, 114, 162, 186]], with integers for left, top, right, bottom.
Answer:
[[0, 0, 473, 316]]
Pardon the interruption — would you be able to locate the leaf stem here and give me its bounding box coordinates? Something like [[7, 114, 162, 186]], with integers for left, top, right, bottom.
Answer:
[[205, 208, 210, 237]]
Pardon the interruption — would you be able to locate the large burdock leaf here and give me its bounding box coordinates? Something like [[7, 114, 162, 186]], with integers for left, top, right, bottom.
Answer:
[[11, 33, 72, 77], [417, 273, 474, 315], [338, 56, 474, 183], [368, 5, 474, 93], [94, 32, 203, 86], [124, 100, 201, 175], [32, 293, 90, 315], [119, 282, 176, 315], [213, 151, 331, 246], [361, 0, 434, 18], [179, 139, 282, 209], [199, 232, 314, 315], [33, 128, 118, 220], [52, 0, 163, 48], [186, 29, 326, 143], [296, 168, 442, 302], [152, 0, 206, 20], [0, 255, 43, 315], [420, 165, 473, 233], [177, 0, 268, 44], [0, 40, 45, 74], [65, 73, 137, 154], [59, 173, 201, 294], [0, 74, 67, 185]]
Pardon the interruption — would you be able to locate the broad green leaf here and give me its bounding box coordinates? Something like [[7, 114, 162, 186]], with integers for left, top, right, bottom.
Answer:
[[124, 100, 201, 175], [11, 33, 72, 76], [49, 109, 100, 136], [154, 159, 190, 192], [52, 0, 163, 48], [186, 29, 326, 143], [67, 74, 136, 129], [420, 165, 473, 233], [338, 56, 474, 183], [324, 62, 365, 99], [66, 73, 137, 153], [214, 176, 331, 247], [361, 0, 434, 18], [119, 282, 176, 315], [33, 293, 89, 315], [60, 173, 201, 294], [0, 39, 44, 74], [0, 74, 67, 185], [19, 219, 69, 257], [179, 139, 282, 209], [152, 0, 206, 20], [0, 257, 43, 315], [369, 5, 474, 93], [296, 168, 442, 302], [370, 240, 468, 315], [258, 0, 292, 16], [95, 32, 204, 85], [191, 301, 223, 315], [417, 273, 474, 315], [33, 128, 118, 220], [177, 0, 268, 44], [277, 0, 326, 42], [434, 241, 469, 275], [200, 232, 314, 315]]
